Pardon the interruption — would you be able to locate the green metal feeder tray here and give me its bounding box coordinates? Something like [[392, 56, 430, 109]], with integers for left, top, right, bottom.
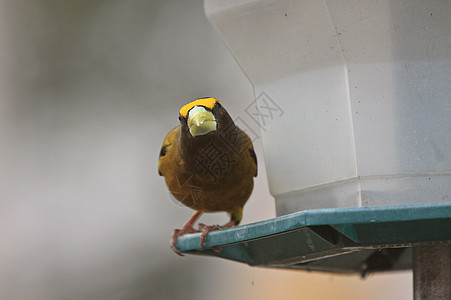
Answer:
[[176, 202, 451, 276]]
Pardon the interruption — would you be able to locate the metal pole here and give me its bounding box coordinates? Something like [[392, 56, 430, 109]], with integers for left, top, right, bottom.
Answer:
[[413, 244, 451, 300]]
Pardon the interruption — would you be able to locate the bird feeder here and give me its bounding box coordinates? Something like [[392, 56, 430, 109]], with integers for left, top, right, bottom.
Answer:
[[177, 1, 451, 298]]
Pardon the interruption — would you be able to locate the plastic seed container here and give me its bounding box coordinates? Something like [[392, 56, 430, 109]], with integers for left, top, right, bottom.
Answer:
[[205, 0, 451, 216]]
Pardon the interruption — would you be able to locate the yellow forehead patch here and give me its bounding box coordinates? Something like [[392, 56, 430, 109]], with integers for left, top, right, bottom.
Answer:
[[179, 98, 219, 117]]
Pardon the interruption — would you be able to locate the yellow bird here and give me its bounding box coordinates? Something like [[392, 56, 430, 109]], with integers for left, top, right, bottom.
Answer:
[[158, 97, 257, 253]]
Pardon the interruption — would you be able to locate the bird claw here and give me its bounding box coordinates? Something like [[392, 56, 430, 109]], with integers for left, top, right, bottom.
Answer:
[[170, 229, 185, 256], [197, 220, 237, 250], [170, 226, 200, 255], [171, 218, 236, 255], [198, 223, 225, 249]]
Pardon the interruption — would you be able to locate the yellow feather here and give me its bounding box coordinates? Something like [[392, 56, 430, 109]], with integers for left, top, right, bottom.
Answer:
[[179, 98, 219, 117]]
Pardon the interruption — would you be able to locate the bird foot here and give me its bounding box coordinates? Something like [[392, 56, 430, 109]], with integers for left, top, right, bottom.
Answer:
[[198, 220, 236, 250], [170, 225, 200, 256], [198, 223, 221, 246]]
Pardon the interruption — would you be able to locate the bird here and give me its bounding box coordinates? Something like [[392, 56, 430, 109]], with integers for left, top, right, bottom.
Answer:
[[158, 97, 257, 254]]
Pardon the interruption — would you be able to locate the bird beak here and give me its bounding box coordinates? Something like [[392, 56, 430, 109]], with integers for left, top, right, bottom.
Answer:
[[187, 106, 217, 137]]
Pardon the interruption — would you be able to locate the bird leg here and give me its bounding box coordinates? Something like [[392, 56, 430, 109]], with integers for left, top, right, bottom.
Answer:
[[198, 219, 237, 251], [170, 211, 203, 255]]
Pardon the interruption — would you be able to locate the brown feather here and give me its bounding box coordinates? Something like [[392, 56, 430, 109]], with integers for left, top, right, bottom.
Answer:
[[158, 100, 257, 224]]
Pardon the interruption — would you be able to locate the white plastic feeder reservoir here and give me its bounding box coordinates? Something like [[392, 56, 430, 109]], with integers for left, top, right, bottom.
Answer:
[[205, 0, 451, 216]]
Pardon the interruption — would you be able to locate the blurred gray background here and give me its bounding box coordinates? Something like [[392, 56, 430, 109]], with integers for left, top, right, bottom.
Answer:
[[0, 1, 411, 299]]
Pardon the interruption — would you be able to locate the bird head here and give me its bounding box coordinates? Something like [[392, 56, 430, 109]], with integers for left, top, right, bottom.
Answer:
[[179, 97, 230, 138]]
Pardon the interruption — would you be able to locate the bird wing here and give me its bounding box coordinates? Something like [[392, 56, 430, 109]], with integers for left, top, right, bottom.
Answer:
[[158, 126, 181, 176], [237, 127, 257, 177], [248, 147, 257, 177]]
